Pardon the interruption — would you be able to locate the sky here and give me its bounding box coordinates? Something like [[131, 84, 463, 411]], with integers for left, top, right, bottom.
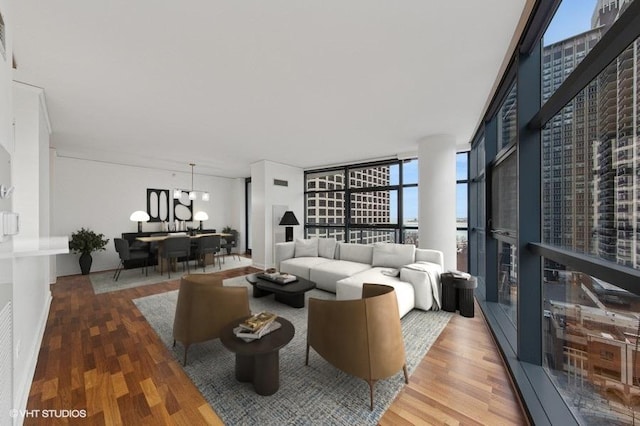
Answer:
[[391, 154, 468, 221], [543, 0, 598, 45]]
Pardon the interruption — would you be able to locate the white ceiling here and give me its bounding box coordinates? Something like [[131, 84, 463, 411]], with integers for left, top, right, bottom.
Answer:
[[13, 1, 529, 178]]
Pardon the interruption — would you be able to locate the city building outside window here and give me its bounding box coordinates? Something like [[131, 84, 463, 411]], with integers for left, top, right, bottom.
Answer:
[[471, 0, 640, 423]]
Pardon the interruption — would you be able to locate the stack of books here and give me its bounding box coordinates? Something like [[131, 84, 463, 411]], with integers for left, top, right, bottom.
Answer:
[[233, 312, 281, 342], [258, 271, 298, 284]]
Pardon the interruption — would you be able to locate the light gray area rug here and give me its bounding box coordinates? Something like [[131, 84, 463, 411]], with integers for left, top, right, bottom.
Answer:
[[90, 257, 253, 294], [133, 276, 453, 425]]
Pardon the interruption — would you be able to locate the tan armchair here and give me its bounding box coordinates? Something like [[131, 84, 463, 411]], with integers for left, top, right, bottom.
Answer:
[[306, 283, 409, 410], [173, 274, 250, 365]]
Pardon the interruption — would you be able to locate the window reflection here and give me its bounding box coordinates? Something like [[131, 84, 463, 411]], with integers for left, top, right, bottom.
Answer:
[[543, 260, 640, 424], [542, 33, 640, 270], [498, 241, 517, 325]]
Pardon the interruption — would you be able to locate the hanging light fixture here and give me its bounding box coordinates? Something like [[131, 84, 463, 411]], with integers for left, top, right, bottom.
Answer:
[[173, 163, 210, 201]]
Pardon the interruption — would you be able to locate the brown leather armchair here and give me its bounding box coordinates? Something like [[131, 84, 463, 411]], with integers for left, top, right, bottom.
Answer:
[[306, 283, 409, 410], [173, 274, 250, 365]]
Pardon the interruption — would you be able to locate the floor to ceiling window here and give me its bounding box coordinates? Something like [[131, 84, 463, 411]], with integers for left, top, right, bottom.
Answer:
[[304, 159, 419, 244], [470, 0, 640, 424], [456, 152, 470, 272]]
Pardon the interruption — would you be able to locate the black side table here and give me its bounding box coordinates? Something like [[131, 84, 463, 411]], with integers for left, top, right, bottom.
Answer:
[[455, 277, 478, 317], [440, 273, 478, 317], [441, 275, 457, 312]]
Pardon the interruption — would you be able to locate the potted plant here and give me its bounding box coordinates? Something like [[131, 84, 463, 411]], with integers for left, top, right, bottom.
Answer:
[[69, 227, 110, 275]]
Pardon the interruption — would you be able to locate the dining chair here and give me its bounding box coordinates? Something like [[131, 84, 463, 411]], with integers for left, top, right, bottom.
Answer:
[[193, 235, 221, 271], [160, 236, 191, 278], [113, 238, 149, 281], [221, 230, 240, 262]]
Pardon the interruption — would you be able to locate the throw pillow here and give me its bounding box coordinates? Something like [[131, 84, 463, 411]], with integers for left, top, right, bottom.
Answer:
[[318, 238, 337, 259], [381, 268, 400, 277], [372, 243, 415, 269], [294, 238, 319, 258]]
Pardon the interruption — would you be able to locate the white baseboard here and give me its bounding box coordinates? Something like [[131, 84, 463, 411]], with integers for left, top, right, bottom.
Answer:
[[14, 292, 52, 425]]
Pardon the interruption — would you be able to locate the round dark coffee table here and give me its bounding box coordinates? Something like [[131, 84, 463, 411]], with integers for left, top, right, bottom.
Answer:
[[220, 316, 294, 396], [246, 273, 316, 308]]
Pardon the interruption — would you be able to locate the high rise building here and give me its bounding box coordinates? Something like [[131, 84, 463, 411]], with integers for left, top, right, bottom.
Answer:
[[542, 28, 602, 254], [305, 166, 392, 244], [542, 0, 639, 269]]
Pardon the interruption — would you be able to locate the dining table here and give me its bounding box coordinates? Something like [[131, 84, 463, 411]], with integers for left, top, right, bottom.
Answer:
[[136, 232, 232, 272]]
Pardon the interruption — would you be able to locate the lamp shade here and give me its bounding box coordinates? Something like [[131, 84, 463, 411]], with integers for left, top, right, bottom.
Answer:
[[129, 211, 150, 222], [279, 211, 299, 226], [194, 211, 209, 221]]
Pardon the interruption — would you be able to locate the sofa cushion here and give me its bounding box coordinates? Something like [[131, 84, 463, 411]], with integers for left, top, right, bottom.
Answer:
[[318, 238, 337, 259], [295, 238, 318, 258], [338, 243, 373, 264], [310, 260, 372, 293], [372, 243, 415, 269], [336, 268, 415, 318], [280, 257, 333, 280]]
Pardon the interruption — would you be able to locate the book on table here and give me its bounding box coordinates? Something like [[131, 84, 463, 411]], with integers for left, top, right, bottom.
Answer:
[[239, 311, 278, 332], [257, 271, 298, 285], [233, 321, 282, 342]]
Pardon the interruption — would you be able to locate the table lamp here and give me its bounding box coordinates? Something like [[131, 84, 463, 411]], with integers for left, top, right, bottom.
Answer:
[[279, 211, 299, 242], [194, 211, 209, 231], [130, 210, 150, 232]]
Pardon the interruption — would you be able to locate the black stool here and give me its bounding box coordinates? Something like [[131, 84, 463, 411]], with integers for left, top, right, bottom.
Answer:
[[440, 273, 477, 317], [454, 277, 478, 318], [441, 275, 457, 312]]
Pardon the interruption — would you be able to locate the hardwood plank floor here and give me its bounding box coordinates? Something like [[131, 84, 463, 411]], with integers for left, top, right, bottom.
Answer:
[[25, 263, 528, 425]]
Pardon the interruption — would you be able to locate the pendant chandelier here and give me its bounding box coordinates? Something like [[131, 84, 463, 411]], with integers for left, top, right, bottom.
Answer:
[[173, 163, 210, 201]]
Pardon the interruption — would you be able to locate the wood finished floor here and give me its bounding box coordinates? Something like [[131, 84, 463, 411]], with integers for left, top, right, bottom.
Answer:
[[26, 263, 529, 425]]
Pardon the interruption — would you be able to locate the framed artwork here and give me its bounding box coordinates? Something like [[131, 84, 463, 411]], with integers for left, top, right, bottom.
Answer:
[[146, 189, 170, 223], [173, 191, 193, 221]]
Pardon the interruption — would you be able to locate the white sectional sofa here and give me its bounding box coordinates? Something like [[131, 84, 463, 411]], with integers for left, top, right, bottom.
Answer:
[[275, 238, 444, 318]]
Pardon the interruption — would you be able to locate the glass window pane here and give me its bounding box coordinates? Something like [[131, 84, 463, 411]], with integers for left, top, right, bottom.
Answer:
[[348, 229, 397, 244], [456, 230, 468, 272], [389, 163, 400, 186], [403, 228, 418, 246], [403, 186, 418, 226], [457, 183, 468, 227], [305, 227, 346, 241], [306, 170, 345, 191], [498, 241, 517, 326], [498, 82, 517, 150], [542, 34, 640, 269], [456, 152, 469, 181], [542, 0, 633, 104], [305, 192, 345, 225], [542, 259, 640, 424], [491, 152, 517, 234], [403, 159, 418, 185], [349, 165, 393, 188], [349, 190, 397, 225]]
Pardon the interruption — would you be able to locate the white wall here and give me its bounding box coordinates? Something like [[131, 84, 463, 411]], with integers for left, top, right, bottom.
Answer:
[[11, 82, 55, 423], [53, 157, 243, 276], [250, 160, 303, 269], [0, 0, 12, 156]]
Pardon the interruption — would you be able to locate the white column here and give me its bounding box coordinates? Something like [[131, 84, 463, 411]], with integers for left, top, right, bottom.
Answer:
[[418, 134, 457, 271]]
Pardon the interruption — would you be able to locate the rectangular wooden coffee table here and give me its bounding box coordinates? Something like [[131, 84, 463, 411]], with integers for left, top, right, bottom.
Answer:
[[245, 274, 316, 308]]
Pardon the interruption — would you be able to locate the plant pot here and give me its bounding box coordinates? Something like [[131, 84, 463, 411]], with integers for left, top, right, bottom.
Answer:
[[79, 253, 93, 275]]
